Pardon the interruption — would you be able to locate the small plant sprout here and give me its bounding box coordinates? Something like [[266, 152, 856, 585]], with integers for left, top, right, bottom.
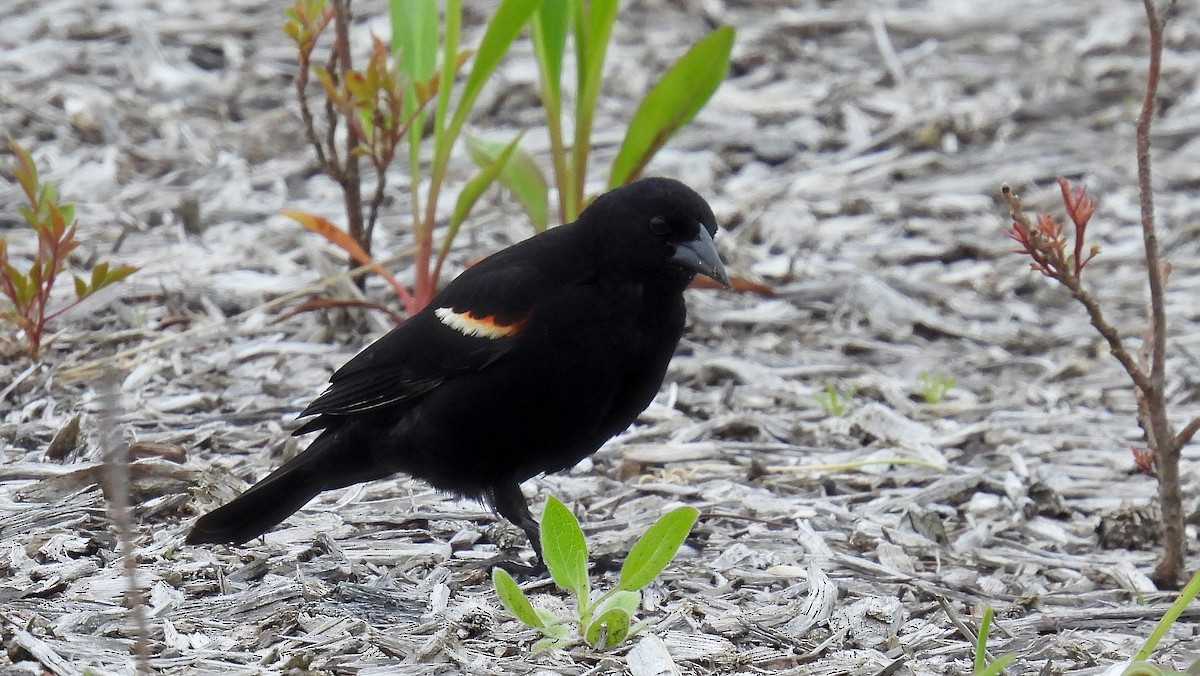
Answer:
[[972, 606, 1014, 676], [1, 139, 137, 360], [919, 372, 955, 404], [813, 382, 855, 417], [492, 496, 699, 652]]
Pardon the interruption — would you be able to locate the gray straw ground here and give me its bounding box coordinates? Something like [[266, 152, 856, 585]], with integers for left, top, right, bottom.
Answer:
[[3, 0, 1200, 673]]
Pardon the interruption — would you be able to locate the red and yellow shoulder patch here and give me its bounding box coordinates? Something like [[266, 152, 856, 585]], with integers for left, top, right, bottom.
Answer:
[[434, 307, 527, 339]]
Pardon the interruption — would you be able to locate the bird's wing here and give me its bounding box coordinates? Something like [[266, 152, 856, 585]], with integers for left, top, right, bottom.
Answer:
[[295, 259, 559, 425]]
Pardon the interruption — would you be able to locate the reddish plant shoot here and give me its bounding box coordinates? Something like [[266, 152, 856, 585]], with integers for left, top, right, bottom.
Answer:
[[1006, 177, 1099, 278], [1, 139, 137, 359]]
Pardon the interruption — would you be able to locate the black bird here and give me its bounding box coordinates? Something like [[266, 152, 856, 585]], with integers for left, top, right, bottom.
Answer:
[[186, 177, 729, 558]]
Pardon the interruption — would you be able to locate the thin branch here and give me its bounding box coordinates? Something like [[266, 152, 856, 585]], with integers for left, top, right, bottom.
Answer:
[[98, 367, 151, 672], [1175, 417, 1200, 450], [1137, 0, 1167, 415]]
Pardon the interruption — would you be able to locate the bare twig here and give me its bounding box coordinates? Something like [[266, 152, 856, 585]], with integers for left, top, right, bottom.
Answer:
[[98, 367, 150, 672], [1135, 0, 1184, 589], [330, 0, 367, 291]]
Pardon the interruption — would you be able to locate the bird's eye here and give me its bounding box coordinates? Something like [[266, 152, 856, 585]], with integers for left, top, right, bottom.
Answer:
[[649, 215, 669, 235]]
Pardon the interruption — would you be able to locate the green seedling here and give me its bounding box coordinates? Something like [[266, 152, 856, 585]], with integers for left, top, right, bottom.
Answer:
[[814, 382, 855, 417], [919, 372, 955, 404], [493, 495, 698, 652]]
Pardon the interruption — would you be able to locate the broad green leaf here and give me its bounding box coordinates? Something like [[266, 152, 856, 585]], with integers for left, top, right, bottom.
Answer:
[[492, 567, 544, 628], [438, 0, 543, 171], [389, 0, 438, 81], [593, 589, 640, 618], [584, 607, 630, 648], [59, 204, 75, 228], [618, 506, 698, 592], [73, 274, 88, 299], [541, 495, 589, 602], [466, 135, 549, 231], [608, 25, 734, 188]]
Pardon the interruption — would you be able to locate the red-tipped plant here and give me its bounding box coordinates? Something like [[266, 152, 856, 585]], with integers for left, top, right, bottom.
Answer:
[[1, 139, 137, 360], [1000, 0, 1194, 588]]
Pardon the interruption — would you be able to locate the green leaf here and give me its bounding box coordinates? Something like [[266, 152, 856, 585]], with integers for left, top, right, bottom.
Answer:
[[389, 0, 438, 81], [541, 495, 589, 602], [439, 0, 543, 170], [466, 135, 549, 231], [5, 263, 31, 306], [436, 133, 524, 276], [100, 263, 138, 287], [574, 0, 618, 105], [59, 203, 76, 228], [975, 653, 1015, 676], [492, 567, 544, 628], [593, 589, 640, 618], [8, 138, 38, 203], [618, 506, 698, 592], [531, 0, 569, 101], [608, 25, 734, 188], [568, 0, 618, 214], [90, 261, 109, 293], [73, 274, 88, 299], [584, 607, 630, 648]]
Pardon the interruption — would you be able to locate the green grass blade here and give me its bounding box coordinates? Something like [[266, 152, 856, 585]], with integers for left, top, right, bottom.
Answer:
[[388, 0, 437, 80], [466, 135, 549, 231], [608, 25, 734, 188], [568, 0, 617, 217], [437, 133, 524, 273], [976, 653, 1015, 676], [618, 506, 698, 592], [492, 567, 544, 628], [531, 0, 569, 98], [1131, 567, 1200, 665], [974, 605, 993, 673], [440, 0, 542, 170], [541, 495, 589, 603]]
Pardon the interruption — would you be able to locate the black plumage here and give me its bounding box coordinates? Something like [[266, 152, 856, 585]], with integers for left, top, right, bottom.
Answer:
[[186, 177, 729, 557]]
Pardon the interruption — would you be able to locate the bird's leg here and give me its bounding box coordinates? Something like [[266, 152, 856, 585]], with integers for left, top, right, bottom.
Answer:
[[487, 481, 542, 559]]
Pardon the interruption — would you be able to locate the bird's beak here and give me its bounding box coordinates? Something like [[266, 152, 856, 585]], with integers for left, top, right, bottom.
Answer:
[[672, 224, 730, 289]]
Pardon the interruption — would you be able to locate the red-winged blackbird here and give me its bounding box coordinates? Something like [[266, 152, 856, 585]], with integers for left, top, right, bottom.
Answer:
[[186, 177, 728, 558]]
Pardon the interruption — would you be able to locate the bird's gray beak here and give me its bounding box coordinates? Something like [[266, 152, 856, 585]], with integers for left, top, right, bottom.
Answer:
[[672, 224, 730, 289]]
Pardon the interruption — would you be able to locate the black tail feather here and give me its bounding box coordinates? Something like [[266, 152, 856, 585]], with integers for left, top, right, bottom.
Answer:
[[186, 457, 326, 545], [186, 423, 389, 545]]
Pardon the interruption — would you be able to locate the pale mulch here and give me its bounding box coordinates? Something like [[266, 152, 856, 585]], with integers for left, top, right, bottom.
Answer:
[[3, 0, 1200, 674]]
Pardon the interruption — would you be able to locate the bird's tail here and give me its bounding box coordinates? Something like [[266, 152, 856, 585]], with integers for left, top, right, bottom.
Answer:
[[186, 424, 384, 545]]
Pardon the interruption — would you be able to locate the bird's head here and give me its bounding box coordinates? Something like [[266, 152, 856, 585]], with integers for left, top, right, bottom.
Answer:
[[582, 177, 730, 290]]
